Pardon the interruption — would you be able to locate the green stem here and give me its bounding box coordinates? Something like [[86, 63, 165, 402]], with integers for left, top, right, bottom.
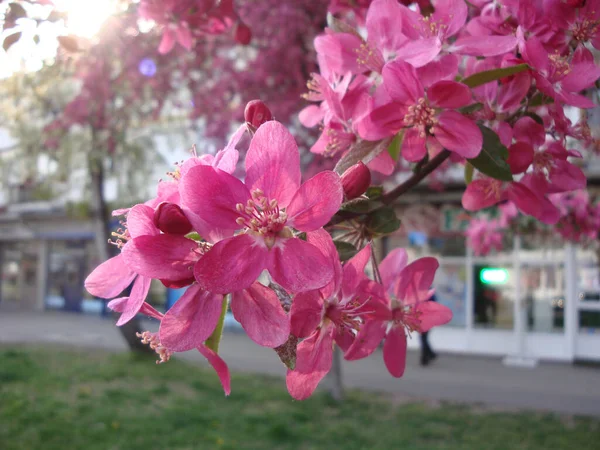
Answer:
[[205, 295, 229, 353]]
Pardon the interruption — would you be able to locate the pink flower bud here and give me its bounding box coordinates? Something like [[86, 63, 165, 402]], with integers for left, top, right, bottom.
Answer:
[[244, 100, 272, 129], [341, 162, 371, 200], [234, 22, 252, 45], [153, 202, 192, 235]]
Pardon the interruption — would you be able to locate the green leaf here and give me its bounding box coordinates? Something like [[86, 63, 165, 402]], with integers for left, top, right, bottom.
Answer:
[[334, 138, 392, 175], [467, 125, 513, 182], [465, 162, 474, 185], [387, 132, 403, 161], [204, 296, 229, 353], [523, 112, 544, 125], [462, 64, 529, 88], [529, 93, 554, 107], [334, 240, 359, 262], [185, 232, 202, 241], [365, 207, 401, 236], [365, 186, 383, 199]]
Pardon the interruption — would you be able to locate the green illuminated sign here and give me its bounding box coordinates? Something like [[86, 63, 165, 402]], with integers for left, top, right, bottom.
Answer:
[[480, 268, 509, 284]]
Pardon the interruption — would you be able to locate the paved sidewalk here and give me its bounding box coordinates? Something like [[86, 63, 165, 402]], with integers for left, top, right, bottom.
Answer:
[[2, 310, 600, 416]]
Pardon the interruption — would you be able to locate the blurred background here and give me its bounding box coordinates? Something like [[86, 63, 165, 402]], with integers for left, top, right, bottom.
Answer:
[[0, 1, 600, 449]]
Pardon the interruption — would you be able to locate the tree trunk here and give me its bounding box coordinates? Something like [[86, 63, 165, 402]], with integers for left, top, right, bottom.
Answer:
[[328, 346, 344, 402], [89, 154, 152, 354]]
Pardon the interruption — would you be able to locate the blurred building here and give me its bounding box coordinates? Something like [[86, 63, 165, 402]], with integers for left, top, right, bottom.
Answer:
[[0, 181, 100, 312]]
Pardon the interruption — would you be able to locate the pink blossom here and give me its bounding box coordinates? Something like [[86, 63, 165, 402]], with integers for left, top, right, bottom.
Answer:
[[465, 218, 504, 256], [358, 59, 482, 160], [345, 250, 452, 377], [523, 39, 600, 108], [286, 230, 384, 400], [179, 121, 343, 294]]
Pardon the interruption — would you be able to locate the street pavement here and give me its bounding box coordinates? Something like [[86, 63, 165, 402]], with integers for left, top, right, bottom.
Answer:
[[1, 310, 599, 416]]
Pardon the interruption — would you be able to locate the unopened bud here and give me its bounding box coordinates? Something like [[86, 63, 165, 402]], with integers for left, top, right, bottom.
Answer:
[[153, 202, 192, 235], [234, 22, 252, 45], [244, 100, 272, 129], [341, 162, 371, 200]]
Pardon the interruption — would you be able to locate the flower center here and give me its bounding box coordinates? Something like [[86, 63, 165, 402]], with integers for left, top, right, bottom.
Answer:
[[571, 16, 600, 43], [354, 42, 385, 73], [236, 189, 288, 237], [482, 179, 503, 201], [109, 220, 130, 249], [324, 125, 356, 157], [137, 331, 173, 364], [548, 52, 571, 80], [303, 74, 324, 102], [420, 16, 448, 38], [404, 97, 438, 137], [533, 151, 553, 175]]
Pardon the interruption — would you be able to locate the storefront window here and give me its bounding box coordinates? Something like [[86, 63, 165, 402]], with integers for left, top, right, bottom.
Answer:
[[577, 247, 600, 334], [473, 264, 515, 329], [521, 264, 565, 333], [433, 263, 466, 327]]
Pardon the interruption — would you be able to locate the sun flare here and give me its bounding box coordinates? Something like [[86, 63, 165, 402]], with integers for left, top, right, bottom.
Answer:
[[54, 0, 117, 38]]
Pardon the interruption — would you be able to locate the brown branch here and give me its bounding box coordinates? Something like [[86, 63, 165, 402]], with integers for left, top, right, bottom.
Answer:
[[380, 149, 451, 205], [326, 149, 452, 228]]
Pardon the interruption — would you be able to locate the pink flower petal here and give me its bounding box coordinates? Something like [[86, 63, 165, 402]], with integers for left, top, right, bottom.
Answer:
[[286, 324, 335, 400], [127, 204, 158, 238], [549, 160, 587, 192], [507, 142, 534, 174], [379, 248, 408, 292], [213, 148, 239, 175], [344, 319, 387, 361], [286, 171, 343, 232], [122, 234, 198, 281], [462, 179, 503, 211], [367, 150, 395, 176], [513, 117, 545, 147], [115, 276, 152, 326], [245, 121, 301, 208], [505, 182, 544, 219], [290, 290, 324, 338], [415, 301, 453, 332], [395, 257, 439, 305], [417, 54, 459, 88], [159, 284, 223, 352], [314, 33, 363, 75], [402, 128, 428, 162], [366, 0, 409, 53], [268, 238, 334, 293], [355, 102, 405, 140], [175, 25, 193, 50], [383, 325, 407, 377], [562, 62, 600, 92], [395, 37, 443, 68], [450, 35, 517, 57], [341, 243, 371, 299], [194, 234, 268, 294], [158, 28, 176, 54], [230, 282, 290, 348], [197, 344, 231, 396], [299, 105, 324, 128], [307, 229, 342, 299], [434, 111, 482, 158], [382, 59, 423, 104], [428, 81, 473, 109], [433, 0, 468, 37], [85, 254, 136, 299], [179, 165, 251, 232]]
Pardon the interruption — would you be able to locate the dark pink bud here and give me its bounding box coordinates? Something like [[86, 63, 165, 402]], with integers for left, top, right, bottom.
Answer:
[[153, 202, 192, 235], [341, 162, 371, 200], [234, 22, 252, 45], [160, 276, 196, 289], [244, 100, 272, 129]]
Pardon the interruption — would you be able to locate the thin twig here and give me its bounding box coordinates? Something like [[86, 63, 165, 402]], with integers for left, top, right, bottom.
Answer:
[[370, 244, 383, 285]]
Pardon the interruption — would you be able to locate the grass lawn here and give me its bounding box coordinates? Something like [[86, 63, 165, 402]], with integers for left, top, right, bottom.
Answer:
[[0, 346, 598, 450]]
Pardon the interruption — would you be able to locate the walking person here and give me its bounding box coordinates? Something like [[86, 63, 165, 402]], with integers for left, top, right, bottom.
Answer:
[[420, 292, 438, 366]]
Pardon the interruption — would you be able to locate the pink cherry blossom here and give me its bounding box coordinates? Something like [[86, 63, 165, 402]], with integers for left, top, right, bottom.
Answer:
[[345, 250, 452, 377], [180, 121, 343, 294], [286, 230, 385, 400], [358, 59, 482, 160]]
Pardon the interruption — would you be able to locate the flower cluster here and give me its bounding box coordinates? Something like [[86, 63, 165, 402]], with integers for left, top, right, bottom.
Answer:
[[85, 118, 452, 399], [304, 0, 599, 208]]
